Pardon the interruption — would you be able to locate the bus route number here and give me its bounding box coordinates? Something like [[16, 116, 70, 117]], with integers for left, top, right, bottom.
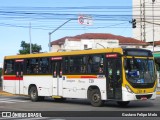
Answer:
[[137, 90, 143, 94]]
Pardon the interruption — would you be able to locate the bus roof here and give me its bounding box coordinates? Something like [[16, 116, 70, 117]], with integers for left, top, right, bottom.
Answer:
[[4, 48, 124, 60], [4, 48, 152, 60]]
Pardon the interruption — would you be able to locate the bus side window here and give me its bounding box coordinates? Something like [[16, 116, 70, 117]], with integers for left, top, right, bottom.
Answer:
[[99, 57, 104, 73], [87, 57, 92, 73], [64, 57, 69, 74], [87, 55, 104, 74], [4, 60, 14, 74], [68, 56, 87, 74], [80, 56, 87, 73], [26, 58, 39, 74], [39, 58, 49, 74]]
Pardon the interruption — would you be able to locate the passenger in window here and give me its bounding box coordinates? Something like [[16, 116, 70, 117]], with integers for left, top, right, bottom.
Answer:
[[99, 65, 104, 73], [34, 65, 39, 73], [87, 57, 92, 73], [81, 66, 86, 73]]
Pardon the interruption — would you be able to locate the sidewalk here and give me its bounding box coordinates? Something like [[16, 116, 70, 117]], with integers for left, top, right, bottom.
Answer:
[[0, 86, 15, 96]]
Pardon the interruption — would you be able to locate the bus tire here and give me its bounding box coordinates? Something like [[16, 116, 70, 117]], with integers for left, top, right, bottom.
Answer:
[[30, 86, 39, 102], [89, 89, 104, 107], [117, 101, 130, 107]]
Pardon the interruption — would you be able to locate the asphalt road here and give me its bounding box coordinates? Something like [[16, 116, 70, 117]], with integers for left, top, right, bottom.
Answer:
[[0, 95, 159, 111], [0, 95, 160, 119]]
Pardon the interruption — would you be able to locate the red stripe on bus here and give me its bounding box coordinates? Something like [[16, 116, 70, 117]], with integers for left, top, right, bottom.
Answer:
[[3, 76, 23, 80], [81, 76, 97, 78]]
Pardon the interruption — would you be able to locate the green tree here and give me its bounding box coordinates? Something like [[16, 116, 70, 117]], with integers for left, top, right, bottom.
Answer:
[[19, 41, 42, 54]]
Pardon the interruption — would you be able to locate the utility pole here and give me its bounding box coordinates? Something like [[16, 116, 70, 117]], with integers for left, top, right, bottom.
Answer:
[[140, 0, 143, 41], [29, 22, 32, 54], [152, 0, 155, 52], [48, 19, 73, 52], [143, 0, 146, 42]]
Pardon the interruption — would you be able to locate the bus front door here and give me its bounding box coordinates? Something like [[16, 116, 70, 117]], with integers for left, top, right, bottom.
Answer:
[[106, 58, 122, 100], [15, 60, 24, 94], [52, 60, 63, 96]]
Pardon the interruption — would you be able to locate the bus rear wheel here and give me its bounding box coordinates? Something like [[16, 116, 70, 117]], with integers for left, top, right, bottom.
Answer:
[[29, 86, 41, 102], [117, 101, 130, 107], [89, 89, 104, 107]]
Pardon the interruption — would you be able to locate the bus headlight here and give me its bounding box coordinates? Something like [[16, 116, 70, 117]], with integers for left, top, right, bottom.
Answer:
[[125, 85, 133, 93]]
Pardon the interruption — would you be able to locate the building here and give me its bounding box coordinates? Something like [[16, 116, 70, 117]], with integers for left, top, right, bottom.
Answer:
[[51, 33, 148, 52], [132, 0, 160, 42], [0, 63, 3, 68]]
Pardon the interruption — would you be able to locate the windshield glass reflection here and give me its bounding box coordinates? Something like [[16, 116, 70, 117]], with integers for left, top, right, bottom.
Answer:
[[125, 58, 156, 84]]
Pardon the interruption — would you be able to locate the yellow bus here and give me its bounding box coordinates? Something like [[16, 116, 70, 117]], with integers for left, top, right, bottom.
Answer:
[[2, 48, 157, 107]]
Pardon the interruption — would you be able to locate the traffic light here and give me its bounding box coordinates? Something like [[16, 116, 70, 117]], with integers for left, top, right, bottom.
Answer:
[[132, 19, 136, 28]]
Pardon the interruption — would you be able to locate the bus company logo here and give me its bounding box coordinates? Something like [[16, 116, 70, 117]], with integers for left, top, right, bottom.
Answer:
[[2, 112, 11, 117], [1, 112, 42, 118]]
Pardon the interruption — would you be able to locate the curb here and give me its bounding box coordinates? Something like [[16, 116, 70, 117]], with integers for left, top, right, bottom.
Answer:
[[0, 91, 15, 96]]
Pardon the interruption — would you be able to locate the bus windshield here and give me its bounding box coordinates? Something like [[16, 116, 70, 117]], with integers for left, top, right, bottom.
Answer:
[[125, 58, 156, 84]]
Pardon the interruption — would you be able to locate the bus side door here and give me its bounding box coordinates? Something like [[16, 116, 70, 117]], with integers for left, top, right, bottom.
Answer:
[[106, 54, 122, 100], [51, 57, 63, 96], [15, 59, 24, 94]]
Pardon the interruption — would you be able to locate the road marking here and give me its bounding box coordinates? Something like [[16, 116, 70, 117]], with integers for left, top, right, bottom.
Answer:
[[0, 98, 30, 104]]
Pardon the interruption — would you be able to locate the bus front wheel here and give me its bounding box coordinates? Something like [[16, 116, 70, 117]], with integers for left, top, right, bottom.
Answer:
[[30, 86, 39, 102], [89, 89, 104, 107]]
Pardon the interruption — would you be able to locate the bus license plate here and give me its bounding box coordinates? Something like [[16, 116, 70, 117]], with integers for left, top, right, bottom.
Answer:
[[141, 97, 147, 100]]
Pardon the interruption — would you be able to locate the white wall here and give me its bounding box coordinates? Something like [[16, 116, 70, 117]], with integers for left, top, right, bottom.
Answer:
[[81, 39, 119, 49], [51, 45, 61, 52], [51, 38, 140, 51], [64, 39, 83, 50]]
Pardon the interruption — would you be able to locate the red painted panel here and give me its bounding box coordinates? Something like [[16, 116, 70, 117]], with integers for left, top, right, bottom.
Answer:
[[81, 76, 97, 78], [3, 76, 23, 80]]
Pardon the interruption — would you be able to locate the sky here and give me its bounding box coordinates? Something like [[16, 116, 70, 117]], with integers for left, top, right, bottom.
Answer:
[[0, 0, 132, 64]]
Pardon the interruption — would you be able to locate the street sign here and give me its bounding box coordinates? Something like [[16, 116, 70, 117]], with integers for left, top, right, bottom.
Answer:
[[78, 15, 93, 26]]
